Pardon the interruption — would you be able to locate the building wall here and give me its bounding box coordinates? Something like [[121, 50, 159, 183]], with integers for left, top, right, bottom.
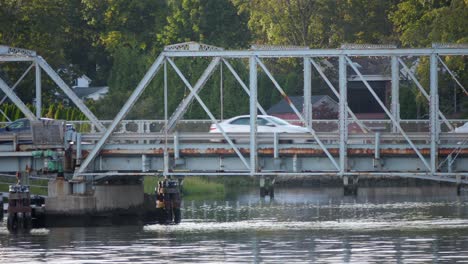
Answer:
[[348, 81, 387, 113]]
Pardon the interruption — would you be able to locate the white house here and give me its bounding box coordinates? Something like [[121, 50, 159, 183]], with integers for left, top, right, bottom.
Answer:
[[72, 75, 109, 101]]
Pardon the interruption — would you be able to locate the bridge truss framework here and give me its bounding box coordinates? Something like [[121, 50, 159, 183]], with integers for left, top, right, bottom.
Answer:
[[0, 42, 467, 185]]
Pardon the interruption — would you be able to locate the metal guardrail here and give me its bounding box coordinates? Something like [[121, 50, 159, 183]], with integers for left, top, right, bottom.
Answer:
[[2, 119, 463, 133], [1, 131, 466, 145], [1, 119, 467, 134]]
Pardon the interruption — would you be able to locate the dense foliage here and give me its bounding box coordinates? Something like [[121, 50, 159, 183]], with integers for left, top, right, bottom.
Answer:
[[0, 0, 466, 120]]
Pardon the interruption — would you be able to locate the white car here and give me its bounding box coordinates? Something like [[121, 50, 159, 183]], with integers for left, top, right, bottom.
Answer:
[[209, 115, 310, 142], [455, 122, 468, 133]]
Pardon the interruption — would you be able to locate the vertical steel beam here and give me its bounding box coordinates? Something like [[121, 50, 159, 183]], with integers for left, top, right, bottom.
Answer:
[[374, 132, 381, 160], [222, 59, 268, 115], [76, 54, 165, 175], [303, 57, 312, 128], [391, 56, 399, 133], [163, 59, 169, 176], [273, 132, 279, 159], [429, 53, 439, 175], [220, 63, 224, 120], [35, 61, 42, 118], [339, 55, 348, 176], [36, 56, 105, 132], [249, 56, 258, 175], [0, 78, 37, 120]]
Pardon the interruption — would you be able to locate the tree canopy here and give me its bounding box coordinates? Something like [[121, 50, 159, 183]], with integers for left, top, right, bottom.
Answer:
[[0, 0, 466, 120]]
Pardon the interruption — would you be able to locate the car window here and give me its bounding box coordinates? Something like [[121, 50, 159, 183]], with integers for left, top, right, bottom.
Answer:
[[257, 117, 269, 126], [267, 116, 290, 126], [8, 119, 29, 129], [230, 117, 250, 125]]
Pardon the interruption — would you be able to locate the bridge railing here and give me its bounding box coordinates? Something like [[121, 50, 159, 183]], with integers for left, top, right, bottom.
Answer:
[[63, 119, 467, 133], [1, 119, 466, 134], [72, 131, 467, 147]]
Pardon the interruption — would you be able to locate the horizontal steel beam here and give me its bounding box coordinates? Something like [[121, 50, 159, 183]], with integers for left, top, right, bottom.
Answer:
[[163, 48, 468, 58], [0, 56, 35, 62]]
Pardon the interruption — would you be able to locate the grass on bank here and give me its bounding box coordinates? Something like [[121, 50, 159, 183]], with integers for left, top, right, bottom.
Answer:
[[143, 175, 257, 200], [144, 176, 225, 195]]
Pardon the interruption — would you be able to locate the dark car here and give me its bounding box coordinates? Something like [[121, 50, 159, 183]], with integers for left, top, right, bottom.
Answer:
[[0, 118, 75, 144], [0, 118, 35, 134]]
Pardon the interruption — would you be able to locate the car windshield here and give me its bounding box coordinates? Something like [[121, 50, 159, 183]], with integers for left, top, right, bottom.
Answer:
[[8, 119, 29, 129], [266, 116, 290, 126]]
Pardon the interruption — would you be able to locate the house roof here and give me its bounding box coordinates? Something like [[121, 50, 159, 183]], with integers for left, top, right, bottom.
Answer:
[[267, 95, 337, 114], [73, 86, 108, 99]]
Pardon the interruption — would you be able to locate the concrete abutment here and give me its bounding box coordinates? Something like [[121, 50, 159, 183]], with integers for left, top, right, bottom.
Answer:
[[45, 178, 145, 217]]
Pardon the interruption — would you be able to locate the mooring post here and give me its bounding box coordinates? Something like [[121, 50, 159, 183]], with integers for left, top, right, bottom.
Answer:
[[343, 175, 358, 196], [7, 184, 32, 233], [259, 176, 266, 198], [456, 174, 462, 196], [259, 176, 275, 199]]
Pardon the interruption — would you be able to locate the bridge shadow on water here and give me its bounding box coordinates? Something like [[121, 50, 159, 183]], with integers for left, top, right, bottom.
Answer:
[[174, 186, 468, 225]]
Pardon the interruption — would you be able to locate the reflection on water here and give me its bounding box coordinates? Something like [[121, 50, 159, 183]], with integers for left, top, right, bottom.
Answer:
[[1, 186, 468, 263]]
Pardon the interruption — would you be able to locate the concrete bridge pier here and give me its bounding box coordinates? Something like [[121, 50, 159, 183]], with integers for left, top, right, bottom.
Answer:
[[45, 177, 145, 225], [259, 176, 275, 199], [343, 175, 359, 196]]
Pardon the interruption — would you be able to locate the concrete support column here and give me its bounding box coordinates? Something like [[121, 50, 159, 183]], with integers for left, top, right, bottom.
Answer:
[[430, 53, 440, 175], [391, 56, 400, 133], [249, 56, 258, 175], [339, 55, 348, 176]]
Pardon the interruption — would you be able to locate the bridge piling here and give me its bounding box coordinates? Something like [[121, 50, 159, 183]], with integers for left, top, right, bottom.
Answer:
[[343, 175, 359, 196], [259, 176, 275, 199]]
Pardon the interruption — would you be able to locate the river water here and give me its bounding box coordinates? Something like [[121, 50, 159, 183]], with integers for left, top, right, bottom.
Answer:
[[1, 186, 468, 263]]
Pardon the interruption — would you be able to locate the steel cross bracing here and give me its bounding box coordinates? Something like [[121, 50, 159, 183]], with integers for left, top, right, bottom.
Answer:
[[71, 43, 468, 182], [0, 45, 105, 131], [0, 43, 467, 185]]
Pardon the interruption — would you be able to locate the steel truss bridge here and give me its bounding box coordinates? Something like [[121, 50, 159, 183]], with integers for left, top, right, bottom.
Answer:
[[0, 42, 467, 189]]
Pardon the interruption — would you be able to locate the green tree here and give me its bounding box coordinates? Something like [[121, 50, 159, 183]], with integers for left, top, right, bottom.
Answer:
[[158, 0, 250, 48], [234, 0, 396, 47], [390, 0, 468, 117]]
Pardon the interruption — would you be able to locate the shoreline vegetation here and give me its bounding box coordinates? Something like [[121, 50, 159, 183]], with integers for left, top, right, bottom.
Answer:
[[0, 175, 456, 200]]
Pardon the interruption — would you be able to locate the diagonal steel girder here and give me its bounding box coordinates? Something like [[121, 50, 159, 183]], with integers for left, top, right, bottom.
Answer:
[[167, 57, 250, 170], [256, 57, 341, 171], [0, 63, 34, 121], [221, 58, 268, 115], [0, 77, 37, 120], [76, 54, 165, 175], [165, 57, 221, 133], [437, 55, 468, 96], [0, 63, 34, 106], [309, 58, 369, 133], [398, 58, 454, 131], [35, 56, 106, 132], [346, 56, 431, 171]]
